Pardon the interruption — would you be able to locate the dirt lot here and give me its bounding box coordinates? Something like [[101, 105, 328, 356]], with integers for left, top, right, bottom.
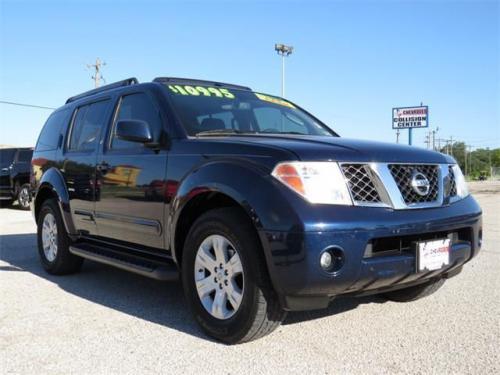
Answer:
[[1, 181, 499, 374]]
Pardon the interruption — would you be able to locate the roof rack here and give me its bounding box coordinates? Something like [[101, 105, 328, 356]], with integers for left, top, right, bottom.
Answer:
[[153, 77, 251, 91], [66, 77, 139, 104]]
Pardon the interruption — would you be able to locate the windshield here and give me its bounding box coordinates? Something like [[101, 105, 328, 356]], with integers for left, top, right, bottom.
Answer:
[[164, 84, 336, 137], [0, 149, 16, 167]]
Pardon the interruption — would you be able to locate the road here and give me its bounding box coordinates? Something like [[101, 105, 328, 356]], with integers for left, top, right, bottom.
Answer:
[[1, 183, 499, 374]]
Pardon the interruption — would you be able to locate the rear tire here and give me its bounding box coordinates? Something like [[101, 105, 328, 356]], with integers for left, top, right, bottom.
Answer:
[[37, 199, 83, 275], [17, 183, 31, 210], [383, 278, 445, 302], [182, 207, 286, 344]]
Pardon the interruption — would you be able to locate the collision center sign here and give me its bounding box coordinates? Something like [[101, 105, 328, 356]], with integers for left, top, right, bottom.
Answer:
[[392, 106, 428, 129]]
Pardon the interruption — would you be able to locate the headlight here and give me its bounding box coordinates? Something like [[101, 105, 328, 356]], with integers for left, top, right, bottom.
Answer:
[[451, 164, 469, 198], [271, 161, 352, 205]]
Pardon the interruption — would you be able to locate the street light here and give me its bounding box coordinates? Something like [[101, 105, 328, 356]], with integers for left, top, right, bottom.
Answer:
[[275, 43, 294, 97]]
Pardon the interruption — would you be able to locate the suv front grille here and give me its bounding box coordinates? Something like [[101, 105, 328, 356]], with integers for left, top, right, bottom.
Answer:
[[388, 164, 439, 204], [338, 162, 458, 209], [341, 164, 381, 203]]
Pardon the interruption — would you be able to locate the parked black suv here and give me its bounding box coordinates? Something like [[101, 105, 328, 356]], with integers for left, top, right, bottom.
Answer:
[[0, 147, 33, 209], [31, 78, 482, 343]]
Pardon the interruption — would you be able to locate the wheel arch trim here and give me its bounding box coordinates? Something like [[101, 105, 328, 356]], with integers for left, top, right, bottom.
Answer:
[[34, 167, 77, 235]]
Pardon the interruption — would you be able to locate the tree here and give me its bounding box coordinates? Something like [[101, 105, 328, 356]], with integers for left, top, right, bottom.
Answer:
[[440, 142, 466, 171], [439, 142, 500, 178]]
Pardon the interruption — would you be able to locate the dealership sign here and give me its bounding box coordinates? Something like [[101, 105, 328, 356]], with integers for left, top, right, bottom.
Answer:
[[392, 106, 428, 129]]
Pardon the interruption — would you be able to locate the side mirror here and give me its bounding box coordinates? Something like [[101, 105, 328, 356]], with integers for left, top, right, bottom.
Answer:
[[115, 120, 153, 143]]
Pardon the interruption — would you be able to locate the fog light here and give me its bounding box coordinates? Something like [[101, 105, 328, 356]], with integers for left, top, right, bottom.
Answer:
[[319, 246, 345, 273], [320, 251, 333, 270]]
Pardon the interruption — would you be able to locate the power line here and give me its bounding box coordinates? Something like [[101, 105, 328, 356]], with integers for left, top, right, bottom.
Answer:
[[0, 100, 55, 110]]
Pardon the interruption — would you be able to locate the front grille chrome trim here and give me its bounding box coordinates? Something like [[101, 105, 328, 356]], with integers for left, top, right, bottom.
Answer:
[[340, 164, 391, 208], [340, 162, 456, 210]]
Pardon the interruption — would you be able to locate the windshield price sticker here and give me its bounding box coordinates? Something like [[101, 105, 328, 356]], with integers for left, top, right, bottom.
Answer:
[[392, 106, 428, 129], [168, 85, 235, 99], [255, 93, 295, 109]]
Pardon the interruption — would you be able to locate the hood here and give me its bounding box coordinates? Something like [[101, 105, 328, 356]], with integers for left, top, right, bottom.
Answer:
[[205, 135, 454, 164]]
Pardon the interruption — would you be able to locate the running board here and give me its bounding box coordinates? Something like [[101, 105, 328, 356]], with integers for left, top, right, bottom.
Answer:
[[69, 243, 178, 281]]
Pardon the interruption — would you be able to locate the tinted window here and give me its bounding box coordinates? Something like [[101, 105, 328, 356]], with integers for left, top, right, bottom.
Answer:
[[111, 93, 163, 149], [69, 100, 110, 151], [164, 84, 334, 137], [196, 111, 239, 131], [0, 149, 16, 167], [36, 109, 71, 151], [253, 107, 308, 134], [17, 150, 33, 162]]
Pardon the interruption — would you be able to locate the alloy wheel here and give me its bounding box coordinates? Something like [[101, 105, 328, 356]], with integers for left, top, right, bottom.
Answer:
[[18, 186, 30, 209], [42, 213, 58, 262], [194, 234, 244, 320]]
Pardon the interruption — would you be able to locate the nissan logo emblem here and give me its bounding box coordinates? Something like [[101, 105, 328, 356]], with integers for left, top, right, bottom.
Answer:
[[411, 171, 430, 196]]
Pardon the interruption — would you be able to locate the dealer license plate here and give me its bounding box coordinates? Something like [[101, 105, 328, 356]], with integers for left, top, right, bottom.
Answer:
[[417, 238, 451, 272]]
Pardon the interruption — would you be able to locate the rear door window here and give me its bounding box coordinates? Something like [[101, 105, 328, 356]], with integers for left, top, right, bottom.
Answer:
[[69, 100, 110, 151]]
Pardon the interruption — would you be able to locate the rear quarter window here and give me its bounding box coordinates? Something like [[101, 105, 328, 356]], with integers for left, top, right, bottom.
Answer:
[[36, 108, 71, 151], [17, 150, 33, 162], [0, 149, 17, 166]]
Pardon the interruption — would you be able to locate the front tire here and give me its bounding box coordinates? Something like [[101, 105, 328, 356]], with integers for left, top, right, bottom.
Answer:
[[383, 278, 445, 302], [182, 208, 286, 344], [37, 199, 83, 275]]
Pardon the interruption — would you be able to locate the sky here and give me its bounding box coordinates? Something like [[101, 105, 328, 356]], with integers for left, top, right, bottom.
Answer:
[[1, 0, 499, 149]]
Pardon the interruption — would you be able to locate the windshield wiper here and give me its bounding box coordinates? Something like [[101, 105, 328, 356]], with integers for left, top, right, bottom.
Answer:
[[259, 130, 305, 135], [196, 129, 256, 136]]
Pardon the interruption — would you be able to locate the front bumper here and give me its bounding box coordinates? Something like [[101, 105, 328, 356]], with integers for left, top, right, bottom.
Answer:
[[259, 195, 482, 311]]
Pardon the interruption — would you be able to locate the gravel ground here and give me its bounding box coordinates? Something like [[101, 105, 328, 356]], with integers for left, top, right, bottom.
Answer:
[[1, 182, 499, 374]]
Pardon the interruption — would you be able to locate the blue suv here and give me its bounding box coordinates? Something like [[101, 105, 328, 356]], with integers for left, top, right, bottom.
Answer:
[[30, 77, 482, 343]]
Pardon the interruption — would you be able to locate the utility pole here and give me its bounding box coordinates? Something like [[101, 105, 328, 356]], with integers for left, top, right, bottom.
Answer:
[[449, 136, 454, 158], [469, 145, 473, 176], [438, 138, 448, 154], [87, 58, 106, 88], [432, 127, 439, 151], [464, 144, 468, 176], [274, 44, 294, 97], [488, 148, 492, 178], [424, 132, 431, 149]]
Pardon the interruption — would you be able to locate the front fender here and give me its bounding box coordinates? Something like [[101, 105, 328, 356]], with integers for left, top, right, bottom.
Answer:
[[169, 159, 303, 291], [35, 167, 77, 235], [171, 158, 301, 233]]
